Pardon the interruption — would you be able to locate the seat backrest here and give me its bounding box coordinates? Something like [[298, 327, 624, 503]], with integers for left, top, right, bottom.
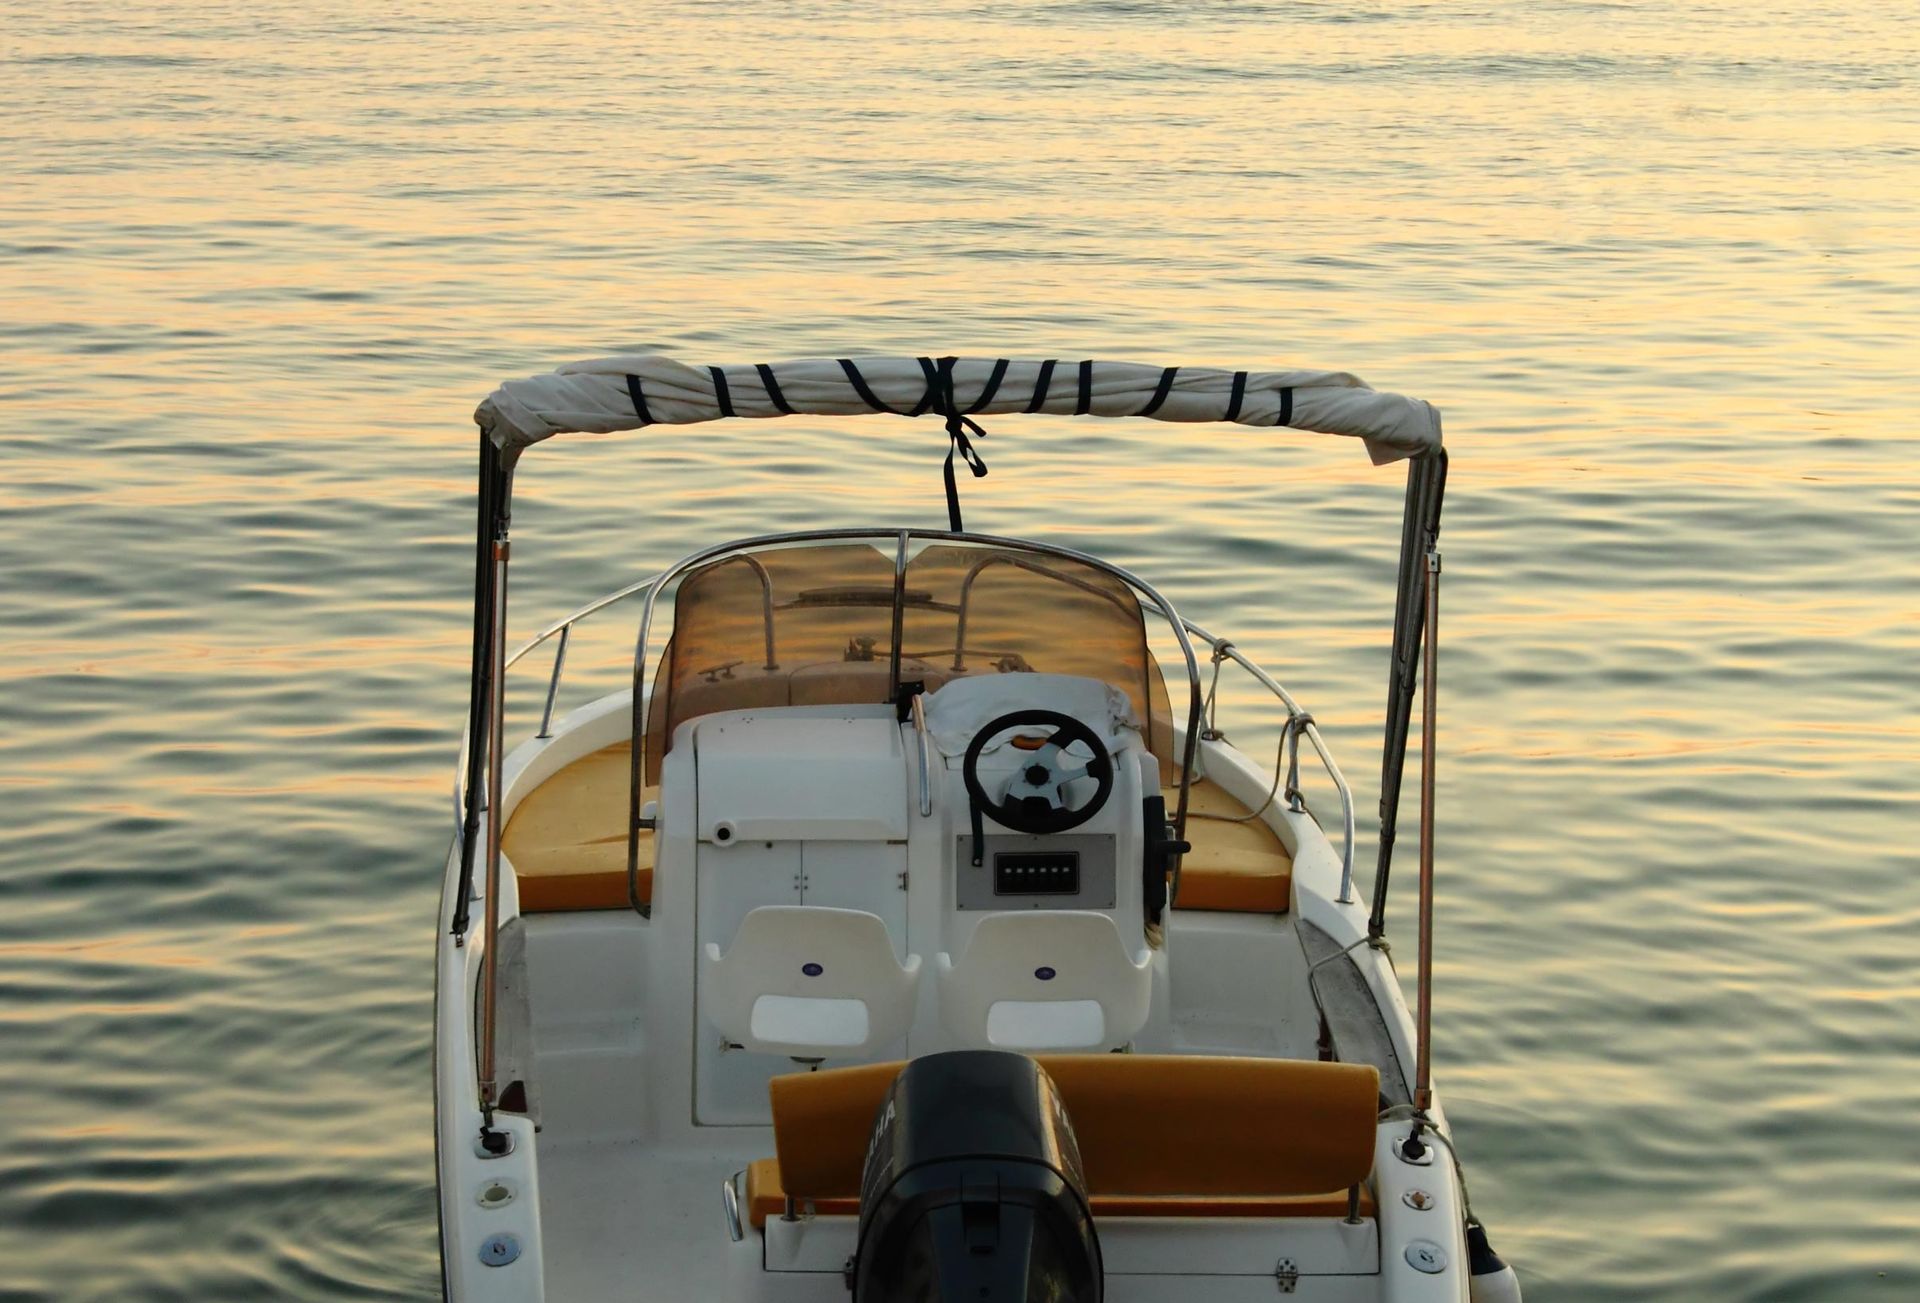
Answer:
[[770, 1055, 1380, 1204], [936, 911, 1152, 1051], [702, 907, 921, 1057]]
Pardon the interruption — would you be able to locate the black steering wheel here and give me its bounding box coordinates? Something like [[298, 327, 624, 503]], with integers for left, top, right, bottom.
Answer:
[[961, 709, 1115, 837]]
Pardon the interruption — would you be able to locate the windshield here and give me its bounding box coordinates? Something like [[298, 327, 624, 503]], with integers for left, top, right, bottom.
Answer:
[[643, 539, 1174, 782]]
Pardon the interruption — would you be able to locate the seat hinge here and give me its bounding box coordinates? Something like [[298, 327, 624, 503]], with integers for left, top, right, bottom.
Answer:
[[1274, 1257, 1299, 1294]]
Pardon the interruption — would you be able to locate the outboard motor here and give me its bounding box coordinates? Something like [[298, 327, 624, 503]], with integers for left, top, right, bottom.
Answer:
[[851, 1051, 1101, 1303]]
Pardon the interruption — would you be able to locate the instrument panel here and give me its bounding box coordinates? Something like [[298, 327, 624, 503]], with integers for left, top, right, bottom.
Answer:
[[954, 834, 1116, 910]]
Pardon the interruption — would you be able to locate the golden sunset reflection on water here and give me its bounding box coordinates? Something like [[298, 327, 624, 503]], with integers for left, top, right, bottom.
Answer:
[[2, 1, 1917, 1299]]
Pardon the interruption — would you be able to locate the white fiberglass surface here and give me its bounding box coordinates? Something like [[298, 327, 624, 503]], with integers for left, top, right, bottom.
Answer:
[[750, 994, 870, 1048], [986, 999, 1106, 1049]]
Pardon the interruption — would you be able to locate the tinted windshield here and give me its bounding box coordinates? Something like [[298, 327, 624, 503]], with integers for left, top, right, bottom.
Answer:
[[645, 539, 1173, 782]]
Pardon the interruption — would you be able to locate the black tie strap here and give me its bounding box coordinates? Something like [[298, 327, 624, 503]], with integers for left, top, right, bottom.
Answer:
[[1138, 366, 1178, 416], [631, 359, 1292, 533], [708, 366, 735, 418], [926, 355, 989, 532], [1025, 359, 1057, 413], [624, 374, 654, 425], [635, 359, 1281, 432], [905, 357, 942, 417], [969, 358, 1010, 413], [839, 358, 899, 414], [1225, 370, 1248, 423], [753, 363, 795, 414]]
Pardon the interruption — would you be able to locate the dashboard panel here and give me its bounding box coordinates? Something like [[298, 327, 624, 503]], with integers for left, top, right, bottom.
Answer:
[[954, 833, 1117, 910]]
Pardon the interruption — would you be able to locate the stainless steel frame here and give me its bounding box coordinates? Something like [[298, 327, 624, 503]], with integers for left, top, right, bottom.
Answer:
[[1182, 619, 1358, 904], [617, 528, 1210, 910], [449, 545, 1358, 909], [1413, 549, 1440, 1114]]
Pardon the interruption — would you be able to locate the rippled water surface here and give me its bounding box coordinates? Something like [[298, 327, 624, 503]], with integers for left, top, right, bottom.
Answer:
[[3, 1, 1917, 1298]]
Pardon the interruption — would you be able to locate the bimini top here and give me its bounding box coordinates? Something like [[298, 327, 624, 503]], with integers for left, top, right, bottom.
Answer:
[[476, 354, 1442, 465]]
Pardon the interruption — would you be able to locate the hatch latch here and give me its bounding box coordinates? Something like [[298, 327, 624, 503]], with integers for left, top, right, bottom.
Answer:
[[1274, 1257, 1299, 1293]]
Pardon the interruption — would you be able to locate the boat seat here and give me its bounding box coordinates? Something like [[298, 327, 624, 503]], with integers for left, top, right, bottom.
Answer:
[[935, 911, 1152, 1052], [746, 1054, 1380, 1227], [1166, 778, 1294, 913], [702, 907, 921, 1057], [501, 742, 655, 912]]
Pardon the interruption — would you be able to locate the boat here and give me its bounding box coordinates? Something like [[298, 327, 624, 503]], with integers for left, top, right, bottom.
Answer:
[[433, 354, 1521, 1302]]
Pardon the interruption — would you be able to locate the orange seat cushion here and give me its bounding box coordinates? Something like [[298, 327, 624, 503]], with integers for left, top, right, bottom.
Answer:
[[514, 864, 653, 912], [757, 1055, 1378, 1228], [1166, 780, 1293, 913], [500, 743, 655, 912]]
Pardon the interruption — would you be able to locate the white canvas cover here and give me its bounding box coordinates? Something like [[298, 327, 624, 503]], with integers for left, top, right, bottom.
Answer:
[[476, 354, 1441, 465]]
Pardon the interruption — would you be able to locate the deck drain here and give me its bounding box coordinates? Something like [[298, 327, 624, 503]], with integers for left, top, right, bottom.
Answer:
[[477, 1178, 519, 1210], [479, 1233, 521, 1268]]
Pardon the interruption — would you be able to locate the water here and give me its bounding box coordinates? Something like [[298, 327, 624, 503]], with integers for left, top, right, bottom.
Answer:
[[2, 0, 1916, 1297]]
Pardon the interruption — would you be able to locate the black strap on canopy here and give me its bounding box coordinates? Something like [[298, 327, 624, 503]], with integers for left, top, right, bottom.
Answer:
[[922, 355, 990, 532], [708, 366, 735, 418], [1025, 359, 1056, 413], [839, 357, 900, 414], [969, 358, 1010, 412], [1225, 370, 1249, 422], [1139, 366, 1178, 416], [755, 362, 794, 413], [624, 373, 654, 425]]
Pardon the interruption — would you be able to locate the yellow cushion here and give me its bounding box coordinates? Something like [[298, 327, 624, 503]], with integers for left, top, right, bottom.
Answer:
[[1166, 780, 1293, 913], [500, 742, 655, 912], [761, 1055, 1379, 1227]]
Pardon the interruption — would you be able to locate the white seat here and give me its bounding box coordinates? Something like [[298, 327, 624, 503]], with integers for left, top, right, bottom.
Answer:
[[702, 906, 921, 1057], [935, 911, 1152, 1052]]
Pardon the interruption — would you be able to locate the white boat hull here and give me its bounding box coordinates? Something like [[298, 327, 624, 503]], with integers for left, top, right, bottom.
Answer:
[[435, 687, 1476, 1301]]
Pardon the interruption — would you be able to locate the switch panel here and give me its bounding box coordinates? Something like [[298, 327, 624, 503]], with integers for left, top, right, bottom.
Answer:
[[956, 834, 1115, 910], [993, 850, 1081, 896]]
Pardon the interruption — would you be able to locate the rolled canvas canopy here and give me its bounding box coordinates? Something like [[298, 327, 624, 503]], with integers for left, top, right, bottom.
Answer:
[[476, 355, 1442, 465]]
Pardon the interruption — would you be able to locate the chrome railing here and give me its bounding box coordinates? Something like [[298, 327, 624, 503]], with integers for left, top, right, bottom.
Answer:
[[451, 544, 1354, 906], [621, 528, 1208, 845], [1181, 618, 1358, 904], [451, 571, 661, 827]]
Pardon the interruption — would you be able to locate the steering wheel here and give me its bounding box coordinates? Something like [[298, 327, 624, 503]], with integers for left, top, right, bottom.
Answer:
[[961, 709, 1115, 836]]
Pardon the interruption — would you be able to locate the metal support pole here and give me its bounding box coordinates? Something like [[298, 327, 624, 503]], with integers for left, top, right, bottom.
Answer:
[[1413, 549, 1440, 1115], [1371, 448, 1447, 941], [536, 623, 570, 739], [479, 530, 511, 1134], [452, 439, 500, 942]]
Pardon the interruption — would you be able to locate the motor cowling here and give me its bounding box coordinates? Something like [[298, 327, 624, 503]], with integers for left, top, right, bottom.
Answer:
[[851, 1051, 1102, 1303]]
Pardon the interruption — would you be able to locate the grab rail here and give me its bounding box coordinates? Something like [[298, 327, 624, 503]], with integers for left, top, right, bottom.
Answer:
[[1179, 619, 1357, 904], [622, 529, 1208, 869], [451, 572, 662, 827], [449, 556, 1352, 906]]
